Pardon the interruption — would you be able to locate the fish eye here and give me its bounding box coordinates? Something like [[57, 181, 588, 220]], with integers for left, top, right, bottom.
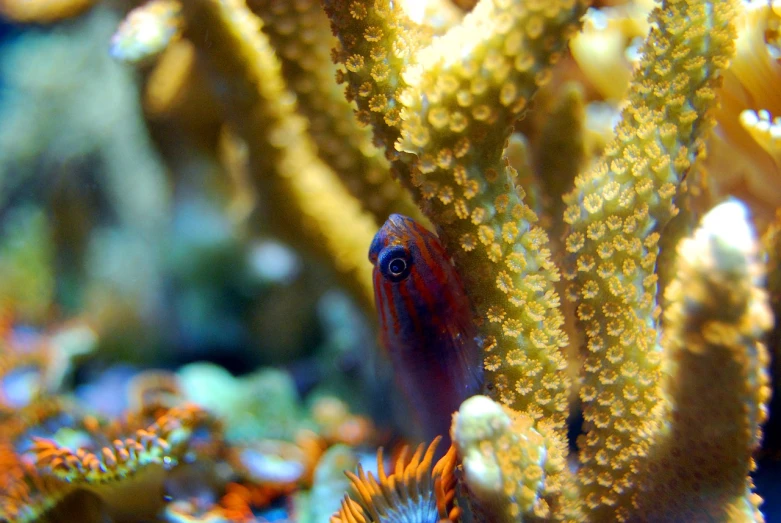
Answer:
[[378, 245, 412, 282]]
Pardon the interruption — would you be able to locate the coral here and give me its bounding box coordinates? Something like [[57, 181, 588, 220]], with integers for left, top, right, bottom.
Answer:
[[31, 404, 216, 485], [562, 0, 739, 517], [0, 0, 97, 23], [326, 0, 587, 435], [331, 436, 458, 523], [633, 201, 771, 519], [179, 0, 378, 310], [452, 395, 576, 521], [0, 441, 71, 523], [1, 0, 780, 521], [245, 0, 423, 225], [324, 0, 776, 520], [0, 398, 220, 522]]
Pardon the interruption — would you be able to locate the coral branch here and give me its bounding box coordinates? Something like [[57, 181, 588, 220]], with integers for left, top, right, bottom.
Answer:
[[452, 395, 578, 521], [246, 0, 424, 225], [180, 0, 377, 309], [563, 0, 739, 517], [394, 0, 587, 430], [634, 201, 771, 521], [0, 0, 96, 23], [322, 0, 427, 165]]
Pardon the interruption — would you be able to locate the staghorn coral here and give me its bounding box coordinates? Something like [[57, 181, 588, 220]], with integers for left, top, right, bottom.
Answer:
[[452, 395, 576, 521], [244, 0, 424, 225], [179, 0, 378, 311], [324, 0, 777, 520], [326, 0, 588, 436], [562, 0, 740, 517], [633, 201, 771, 520], [1, 0, 780, 521]]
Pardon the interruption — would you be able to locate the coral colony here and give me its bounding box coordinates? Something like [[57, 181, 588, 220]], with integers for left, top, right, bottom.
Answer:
[[1, 0, 781, 521]]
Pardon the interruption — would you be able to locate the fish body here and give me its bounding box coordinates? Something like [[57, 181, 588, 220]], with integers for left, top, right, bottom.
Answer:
[[369, 214, 482, 443]]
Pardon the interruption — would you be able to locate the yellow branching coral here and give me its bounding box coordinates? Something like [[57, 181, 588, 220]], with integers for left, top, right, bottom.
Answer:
[[452, 395, 577, 521], [0, 0, 97, 23], [331, 436, 458, 523], [245, 0, 424, 225], [562, 0, 739, 517], [323, 0, 584, 480], [394, 0, 587, 430], [633, 201, 771, 521], [535, 82, 586, 237], [322, 0, 427, 168], [179, 0, 378, 310]]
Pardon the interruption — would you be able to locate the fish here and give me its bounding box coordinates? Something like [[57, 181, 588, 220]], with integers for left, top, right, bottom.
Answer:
[[369, 214, 482, 444]]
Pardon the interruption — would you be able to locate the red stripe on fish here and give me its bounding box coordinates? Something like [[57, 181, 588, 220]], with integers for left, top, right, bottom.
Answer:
[[368, 214, 483, 445]]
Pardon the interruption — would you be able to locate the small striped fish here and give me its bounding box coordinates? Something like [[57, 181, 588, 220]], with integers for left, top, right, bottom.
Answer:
[[369, 214, 482, 443]]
